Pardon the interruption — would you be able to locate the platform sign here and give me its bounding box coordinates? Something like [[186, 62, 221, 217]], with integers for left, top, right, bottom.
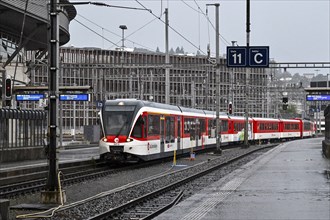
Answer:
[[59, 94, 90, 101], [306, 94, 330, 101], [227, 47, 247, 67], [248, 46, 269, 67], [16, 94, 44, 101], [227, 46, 269, 68]]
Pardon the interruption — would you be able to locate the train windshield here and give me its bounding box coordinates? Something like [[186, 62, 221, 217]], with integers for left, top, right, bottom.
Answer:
[[103, 105, 136, 136]]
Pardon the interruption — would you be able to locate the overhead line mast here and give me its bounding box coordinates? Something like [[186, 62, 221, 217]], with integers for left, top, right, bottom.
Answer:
[[244, 0, 251, 148]]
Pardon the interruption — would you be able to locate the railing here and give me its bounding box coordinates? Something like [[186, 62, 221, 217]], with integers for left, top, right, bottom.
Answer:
[[0, 108, 47, 149]]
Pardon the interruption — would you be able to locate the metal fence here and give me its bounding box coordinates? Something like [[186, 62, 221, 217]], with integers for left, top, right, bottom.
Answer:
[[0, 108, 47, 149]]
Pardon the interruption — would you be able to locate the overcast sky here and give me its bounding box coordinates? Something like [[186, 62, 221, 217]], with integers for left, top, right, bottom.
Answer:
[[66, 0, 330, 75]]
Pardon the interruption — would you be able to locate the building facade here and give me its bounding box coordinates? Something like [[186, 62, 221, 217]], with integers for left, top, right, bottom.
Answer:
[[25, 47, 269, 133]]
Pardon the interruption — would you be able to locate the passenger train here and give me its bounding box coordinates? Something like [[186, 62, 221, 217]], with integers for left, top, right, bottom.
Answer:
[[99, 99, 315, 163]]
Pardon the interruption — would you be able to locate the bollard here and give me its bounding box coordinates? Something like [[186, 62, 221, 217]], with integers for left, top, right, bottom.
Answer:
[[173, 150, 177, 166], [190, 152, 196, 160], [0, 199, 10, 220]]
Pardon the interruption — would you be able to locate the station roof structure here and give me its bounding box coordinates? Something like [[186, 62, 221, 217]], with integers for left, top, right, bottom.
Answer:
[[305, 87, 330, 94], [0, 0, 76, 50]]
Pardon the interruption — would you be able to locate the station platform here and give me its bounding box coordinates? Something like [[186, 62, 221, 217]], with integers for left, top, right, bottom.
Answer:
[[0, 144, 99, 172], [156, 137, 330, 220]]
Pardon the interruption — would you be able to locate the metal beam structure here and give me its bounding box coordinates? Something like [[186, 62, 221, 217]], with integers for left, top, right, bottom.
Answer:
[[269, 62, 330, 69], [13, 85, 92, 92]]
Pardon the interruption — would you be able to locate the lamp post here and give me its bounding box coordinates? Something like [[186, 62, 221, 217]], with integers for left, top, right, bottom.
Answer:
[[119, 25, 127, 49]]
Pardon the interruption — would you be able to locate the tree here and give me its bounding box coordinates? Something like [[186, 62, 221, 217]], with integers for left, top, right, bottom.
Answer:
[[175, 46, 181, 54]]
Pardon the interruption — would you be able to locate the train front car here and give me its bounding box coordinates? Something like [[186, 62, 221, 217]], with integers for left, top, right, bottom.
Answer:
[[99, 99, 143, 163]]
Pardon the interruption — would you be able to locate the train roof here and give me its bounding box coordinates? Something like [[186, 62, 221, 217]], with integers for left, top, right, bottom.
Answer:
[[229, 116, 253, 121], [178, 106, 206, 115], [280, 118, 300, 123], [252, 117, 281, 122]]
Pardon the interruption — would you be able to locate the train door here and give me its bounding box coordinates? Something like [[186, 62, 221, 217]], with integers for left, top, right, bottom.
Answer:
[[160, 115, 165, 153], [177, 116, 181, 151], [196, 118, 201, 150], [189, 118, 196, 149]]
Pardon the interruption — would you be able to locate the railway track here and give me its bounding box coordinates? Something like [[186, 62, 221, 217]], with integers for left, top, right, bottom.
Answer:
[[1, 153, 183, 198], [0, 160, 108, 198], [42, 144, 277, 220]]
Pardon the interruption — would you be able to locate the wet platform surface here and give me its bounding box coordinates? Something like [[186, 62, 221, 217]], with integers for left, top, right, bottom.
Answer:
[[0, 145, 99, 172], [156, 138, 330, 220]]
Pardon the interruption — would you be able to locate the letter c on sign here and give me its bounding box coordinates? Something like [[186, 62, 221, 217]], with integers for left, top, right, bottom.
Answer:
[[254, 53, 263, 64]]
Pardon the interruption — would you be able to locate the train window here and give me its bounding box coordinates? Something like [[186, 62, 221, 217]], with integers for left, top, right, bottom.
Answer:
[[304, 122, 311, 130], [284, 123, 299, 131], [184, 117, 196, 140], [165, 116, 175, 143], [148, 115, 160, 136], [221, 120, 228, 132], [103, 111, 133, 136], [200, 119, 206, 133], [234, 122, 244, 132], [184, 118, 195, 134], [132, 116, 144, 138]]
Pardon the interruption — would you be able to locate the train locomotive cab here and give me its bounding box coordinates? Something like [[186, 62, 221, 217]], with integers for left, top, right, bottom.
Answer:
[[99, 100, 143, 163]]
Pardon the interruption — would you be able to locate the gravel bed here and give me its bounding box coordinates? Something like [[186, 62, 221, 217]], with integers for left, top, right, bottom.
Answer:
[[9, 144, 274, 219]]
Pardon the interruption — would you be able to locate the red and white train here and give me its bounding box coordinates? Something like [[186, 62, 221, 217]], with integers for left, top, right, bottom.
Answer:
[[99, 99, 315, 162]]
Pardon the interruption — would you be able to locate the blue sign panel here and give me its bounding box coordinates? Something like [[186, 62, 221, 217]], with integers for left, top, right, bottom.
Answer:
[[306, 94, 330, 101], [227, 47, 247, 67], [59, 94, 90, 101], [249, 46, 269, 67], [16, 94, 44, 101]]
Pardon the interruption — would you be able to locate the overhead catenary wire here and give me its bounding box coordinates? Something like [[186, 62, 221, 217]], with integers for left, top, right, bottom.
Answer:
[[135, 0, 207, 56], [202, 2, 232, 46], [76, 14, 157, 51], [73, 19, 120, 47]]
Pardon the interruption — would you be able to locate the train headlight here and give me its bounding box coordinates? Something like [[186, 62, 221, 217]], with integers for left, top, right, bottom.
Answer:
[[103, 137, 107, 142], [126, 138, 133, 142]]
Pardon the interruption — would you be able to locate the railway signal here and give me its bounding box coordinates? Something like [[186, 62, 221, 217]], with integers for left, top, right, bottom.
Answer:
[[282, 96, 288, 110], [282, 97, 288, 103], [5, 78, 12, 99], [228, 102, 233, 114], [3, 77, 12, 107]]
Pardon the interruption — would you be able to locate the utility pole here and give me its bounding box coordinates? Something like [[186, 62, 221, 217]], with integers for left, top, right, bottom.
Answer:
[[207, 3, 222, 154], [41, 0, 64, 204], [244, 0, 250, 148], [165, 8, 170, 104], [215, 3, 222, 154], [230, 41, 236, 114]]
